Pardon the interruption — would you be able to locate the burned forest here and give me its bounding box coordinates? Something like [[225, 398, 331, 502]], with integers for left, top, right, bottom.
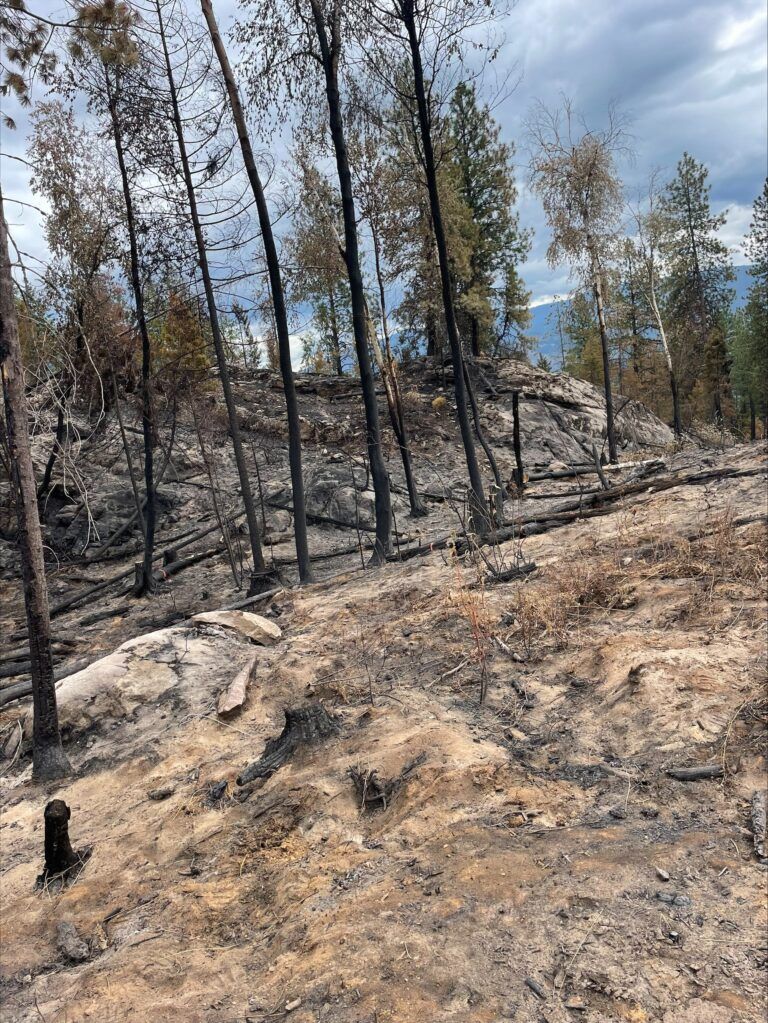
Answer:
[[0, 1, 766, 1021]]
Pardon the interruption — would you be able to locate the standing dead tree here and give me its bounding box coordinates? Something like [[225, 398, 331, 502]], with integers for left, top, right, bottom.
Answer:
[[238, 0, 393, 564], [362, 0, 496, 533], [201, 0, 314, 582], [152, 0, 271, 592], [71, 2, 160, 592]]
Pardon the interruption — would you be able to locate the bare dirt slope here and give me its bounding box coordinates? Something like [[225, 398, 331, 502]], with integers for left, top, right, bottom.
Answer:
[[1, 445, 766, 1023]]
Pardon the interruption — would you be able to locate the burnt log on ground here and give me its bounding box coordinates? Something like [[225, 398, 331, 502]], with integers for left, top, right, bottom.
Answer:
[[349, 752, 426, 812], [237, 704, 339, 785], [666, 764, 725, 781], [0, 658, 93, 708], [394, 464, 766, 564]]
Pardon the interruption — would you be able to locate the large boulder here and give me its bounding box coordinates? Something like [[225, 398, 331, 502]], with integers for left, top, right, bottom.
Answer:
[[488, 362, 675, 466], [269, 464, 406, 529], [21, 619, 280, 763]]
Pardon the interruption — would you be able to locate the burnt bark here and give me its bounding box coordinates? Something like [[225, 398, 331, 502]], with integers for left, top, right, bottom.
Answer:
[[309, 0, 392, 563], [400, 0, 489, 533], [0, 185, 70, 780], [202, 0, 313, 583], [112, 372, 146, 538], [237, 704, 338, 785], [43, 800, 80, 879], [38, 388, 70, 500], [463, 363, 503, 525], [512, 390, 525, 490]]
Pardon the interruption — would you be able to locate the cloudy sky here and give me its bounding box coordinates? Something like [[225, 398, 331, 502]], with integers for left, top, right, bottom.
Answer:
[[1, 0, 765, 309]]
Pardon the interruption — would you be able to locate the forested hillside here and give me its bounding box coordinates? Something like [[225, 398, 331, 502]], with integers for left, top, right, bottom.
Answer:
[[0, 1, 766, 1021]]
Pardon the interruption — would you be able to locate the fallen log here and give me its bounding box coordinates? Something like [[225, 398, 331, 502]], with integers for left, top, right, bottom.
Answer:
[[485, 560, 537, 586], [527, 457, 665, 483], [237, 704, 339, 785], [395, 463, 766, 563], [0, 639, 77, 665], [666, 764, 725, 781], [0, 658, 95, 708]]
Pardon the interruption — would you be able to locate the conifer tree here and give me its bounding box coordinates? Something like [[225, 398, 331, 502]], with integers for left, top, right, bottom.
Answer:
[[448, 81, 530, 357], [730, 180, 768, 437], [659, 153, 734, 422]]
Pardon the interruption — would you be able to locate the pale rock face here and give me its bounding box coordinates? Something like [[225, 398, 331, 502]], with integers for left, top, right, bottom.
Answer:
[[192, 610, 282, 644], [22, 619, 275, 748]]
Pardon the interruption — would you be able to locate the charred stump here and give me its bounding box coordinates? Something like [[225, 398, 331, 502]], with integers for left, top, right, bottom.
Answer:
[[237, 704, 338, 786], [39, 799, 88, 886], [349, 753, 426, 812]]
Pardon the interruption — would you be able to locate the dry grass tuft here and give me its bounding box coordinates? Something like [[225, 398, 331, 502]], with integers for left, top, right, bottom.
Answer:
[[500, 507, 766, 658], [502, 551, 631, 658]]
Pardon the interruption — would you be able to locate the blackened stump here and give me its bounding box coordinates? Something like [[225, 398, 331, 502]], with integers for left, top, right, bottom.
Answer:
[[237, 704, 338, 786], [43, 800, 80, 880]]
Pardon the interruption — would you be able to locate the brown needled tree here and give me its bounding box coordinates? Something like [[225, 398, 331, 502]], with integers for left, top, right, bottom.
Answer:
[[528, 99, 627, 463]]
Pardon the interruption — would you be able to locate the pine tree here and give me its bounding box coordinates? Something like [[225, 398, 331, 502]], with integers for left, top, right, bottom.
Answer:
[[730, 180, 768, 437], [448, 82, 530, 356], [286, 155, 352, 375], [660, 153, 734, 421], [562, 291, 604, 386]]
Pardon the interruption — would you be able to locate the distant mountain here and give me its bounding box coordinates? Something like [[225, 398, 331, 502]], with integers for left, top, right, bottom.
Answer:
[[528, 265, 754, 369]]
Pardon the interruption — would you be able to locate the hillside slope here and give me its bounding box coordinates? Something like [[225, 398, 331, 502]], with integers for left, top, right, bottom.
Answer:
[[1, 434, 766, 1022]]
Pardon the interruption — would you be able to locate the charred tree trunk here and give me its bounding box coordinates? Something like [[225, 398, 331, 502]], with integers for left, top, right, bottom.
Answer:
[[348, 221, 425, 519], [401, 0, 489, 533], [463, 363, 503, 525], [112, 372, 146, 538], [202, 0, 313, 584], [309, 0, 392, 563], [0, 185, 70, 780], [155, 1, 267, 589], [426, 319, 436, 359], [591, 266, 618, 463], [327, 287, 343, 375], [470, 315, 480, 358], [38, 391, 69, 499], [105, 70, 156, 595], [670, 371, 682, 438], [749, 395, 756, 441], [512, 390, 525, 491]]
